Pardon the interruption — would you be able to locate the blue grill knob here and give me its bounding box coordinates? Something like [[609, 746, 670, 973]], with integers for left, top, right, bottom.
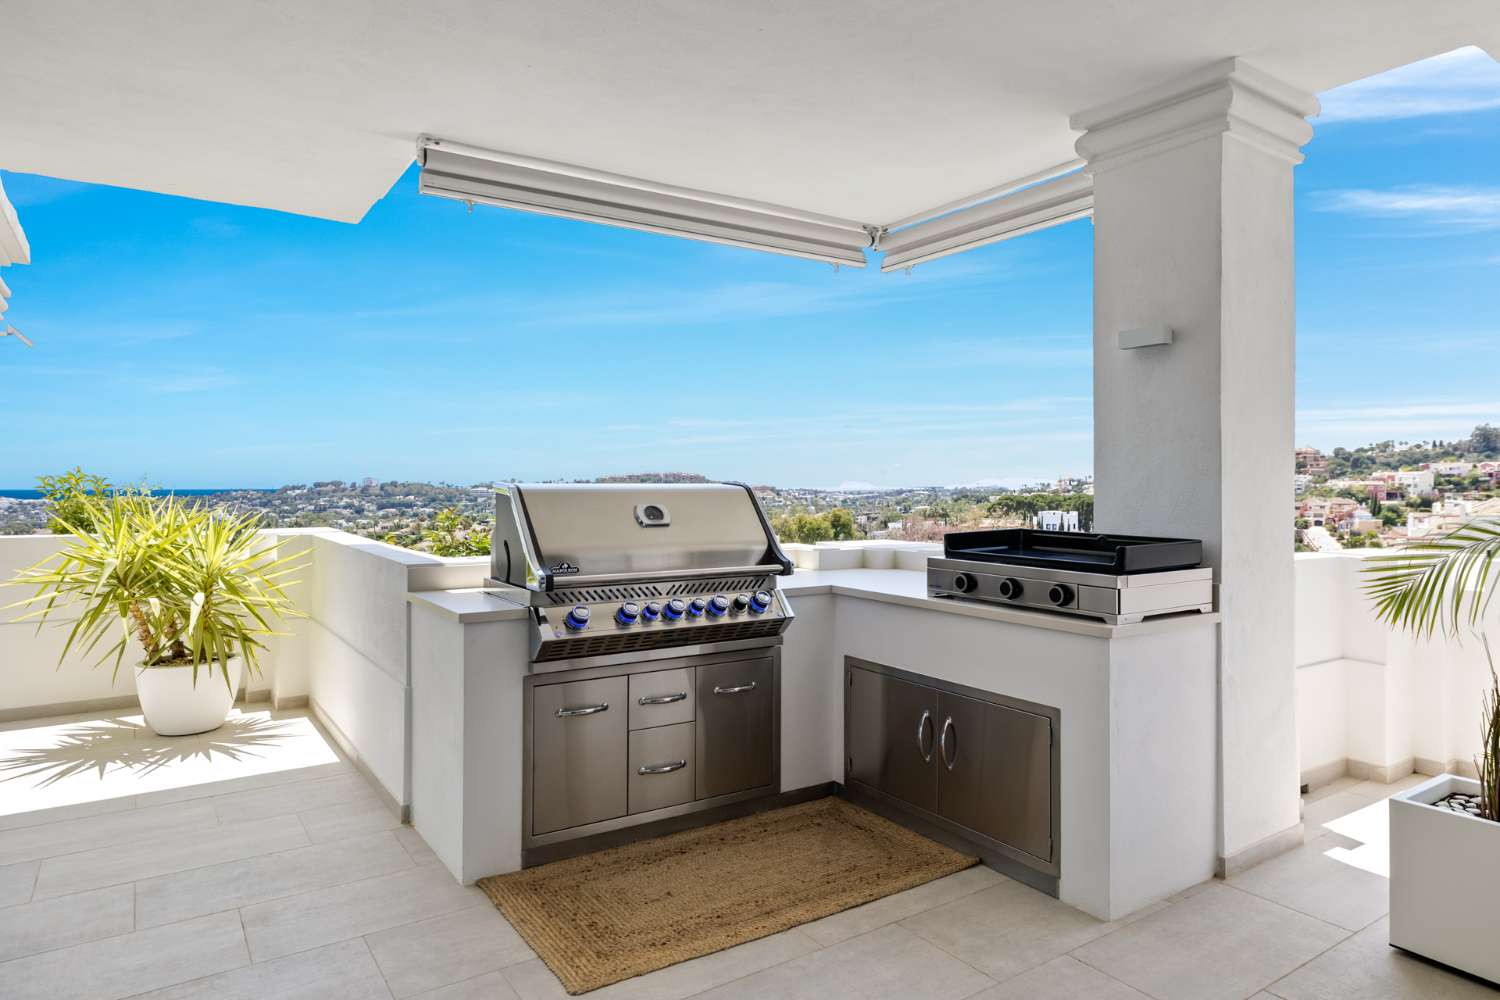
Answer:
[[687, 598, 707, 617], [615, 602, 642, 626], [706, 595, 730, 617], [748, 590, 772, 614], [642, 601, 662, 621], [662, 598, 686, 620], [563, 606, 591, 631]]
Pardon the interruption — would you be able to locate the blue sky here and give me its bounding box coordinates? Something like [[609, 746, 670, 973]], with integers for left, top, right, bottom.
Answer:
[[1, 49, 1498, 489]]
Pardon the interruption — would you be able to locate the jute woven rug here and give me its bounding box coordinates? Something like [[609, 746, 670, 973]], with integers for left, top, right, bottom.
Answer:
[[477, 796, 977, 994]]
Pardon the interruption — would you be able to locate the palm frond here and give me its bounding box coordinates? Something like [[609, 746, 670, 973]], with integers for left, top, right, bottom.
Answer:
[[1362, 518, 1500, 638]]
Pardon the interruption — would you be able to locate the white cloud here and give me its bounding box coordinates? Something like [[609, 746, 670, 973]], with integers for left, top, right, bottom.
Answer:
[[1313, 186, 1500, 230], [1319, 47, 1500, 123]]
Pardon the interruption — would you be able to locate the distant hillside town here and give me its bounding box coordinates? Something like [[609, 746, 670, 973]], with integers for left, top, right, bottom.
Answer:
[[1, 425, 1494, 554]]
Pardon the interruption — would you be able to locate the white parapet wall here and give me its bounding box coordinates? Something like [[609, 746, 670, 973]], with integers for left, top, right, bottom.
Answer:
[[0, 529, 490, 817], [1293, 550, 1498, 788]]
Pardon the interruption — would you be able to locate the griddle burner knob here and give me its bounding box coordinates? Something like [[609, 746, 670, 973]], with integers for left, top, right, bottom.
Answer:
[[997, 578, 1023, 600], [1047, 584, 1074, 607], [952, 573, 977, 594], [563, 606, 591, 631]]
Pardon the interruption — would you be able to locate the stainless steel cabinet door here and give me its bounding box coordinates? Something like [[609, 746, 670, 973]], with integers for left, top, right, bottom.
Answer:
[[531, 676, 628, 835], [847, 665, 937, 812], [937, 692, 1053, 862], [695, 657, 774, 799], [975, 702, 1053, 861]]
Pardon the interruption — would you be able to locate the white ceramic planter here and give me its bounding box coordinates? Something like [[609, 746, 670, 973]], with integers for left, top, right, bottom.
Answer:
[[1389, 773, 1500, 986], [134, 657, 242, 736]]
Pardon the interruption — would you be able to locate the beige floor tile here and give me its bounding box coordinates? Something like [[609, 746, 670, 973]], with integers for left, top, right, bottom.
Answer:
[[0, 909, 247, 1000], [130, 937, 393, 1000], [694, 924, 993, 1000], [1071, 884, 1349, 1000], [0, 799, 218, 866], [241, 863, 485, 962], [394, 824, 441, 866], [971, 956, 1151, 999], [0, 794, 139, 833], [300, 795, 402, 842], [1302, 789, 1383, 831], [0, 858, 38, 906], [1347, 774, 1435, 800], [800, 865, 1005, 947], [136, 829, 414, 928], [33, 811, 308, 899], [211, 772, 373, 823], [132, 761, 353, 808], [366, 903, 534, 997], [1302, 776, 1362, 804], [1265, 916, 1495, 999], [0, 883, 134, 962], [1229, 832, 1389, 931], [501, 928, 820, 1000], [412, 971, 520, 999], [900, 878, 1120, 982]]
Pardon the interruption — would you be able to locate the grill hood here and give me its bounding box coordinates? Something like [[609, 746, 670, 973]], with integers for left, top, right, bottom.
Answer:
[[491, 482, 792, 592]]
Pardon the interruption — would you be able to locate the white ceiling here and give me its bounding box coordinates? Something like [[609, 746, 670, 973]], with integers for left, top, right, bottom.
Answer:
[[2, 1, 1496, 225]]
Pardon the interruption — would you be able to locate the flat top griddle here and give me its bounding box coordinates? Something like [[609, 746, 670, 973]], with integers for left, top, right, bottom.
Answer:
[[942, 529, 1202, 575]]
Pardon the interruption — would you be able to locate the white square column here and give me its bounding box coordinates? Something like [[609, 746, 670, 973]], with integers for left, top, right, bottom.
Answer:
[[1073, 60, 1318, 872]]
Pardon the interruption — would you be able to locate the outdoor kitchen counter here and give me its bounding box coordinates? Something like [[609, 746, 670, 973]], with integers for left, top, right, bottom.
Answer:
[[406, 588, 530, 623], [780, 568, 1220, 637]]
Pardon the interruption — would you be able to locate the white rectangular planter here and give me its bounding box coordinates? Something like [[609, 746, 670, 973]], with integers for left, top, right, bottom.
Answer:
[[1389, 774, 1500, 986]]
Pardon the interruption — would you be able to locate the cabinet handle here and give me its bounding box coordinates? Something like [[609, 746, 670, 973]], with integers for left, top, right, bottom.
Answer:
[[637, 759, 687, 775], [917, 709, 934, 763], [939, 716, 957, 770], [638, 692, 687, 706], [713, 681, 757, 695], [556, 703, 609, 718]]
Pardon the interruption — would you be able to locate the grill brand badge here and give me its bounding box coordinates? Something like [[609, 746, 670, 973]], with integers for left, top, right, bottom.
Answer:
[[550, 561, 581, 575]]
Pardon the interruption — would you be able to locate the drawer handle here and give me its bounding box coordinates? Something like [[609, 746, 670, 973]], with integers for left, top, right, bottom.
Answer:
[[637, 759, 687, 775], [713, 681, 757, 695], [555, 703, 609, 718], [917, 709, 934, 763], [939, 716, 957, 771], [638, 692, 688, 706]]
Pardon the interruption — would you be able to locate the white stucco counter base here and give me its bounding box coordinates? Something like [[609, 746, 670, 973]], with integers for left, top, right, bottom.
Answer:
[[407, 569, 1221, 921]]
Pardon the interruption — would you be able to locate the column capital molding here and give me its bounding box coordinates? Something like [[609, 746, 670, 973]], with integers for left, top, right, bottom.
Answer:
[[1072, 58, 1319, 171]]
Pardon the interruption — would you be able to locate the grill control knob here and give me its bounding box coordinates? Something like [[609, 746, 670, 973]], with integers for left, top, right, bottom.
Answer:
[[731, 594, 750, 613], [615, 601, 642, 625], [642, 601, 662, 621], [563, 606, 591, 631], [1047, 584, 1073, 607], [706, 595, 730, 617], [688, 598, 707, 617], [663, 598, 686, 620], [953, 573, 977, 594], [748, 590, 773, 614], [997, 578, 1023, 600]]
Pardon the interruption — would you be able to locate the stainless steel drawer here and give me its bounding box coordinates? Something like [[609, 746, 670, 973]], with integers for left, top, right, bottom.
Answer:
[[628, 722, 695, 814], [628, 668, 695, 730], [531, 676, 628, 835]]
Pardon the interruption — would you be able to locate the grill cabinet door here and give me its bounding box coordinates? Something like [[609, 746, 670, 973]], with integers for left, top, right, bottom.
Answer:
[[531, 676, 628, 835], [937, 692, 1053, 862], [846, 665, 937, 812], [695, 657, 774, 799]]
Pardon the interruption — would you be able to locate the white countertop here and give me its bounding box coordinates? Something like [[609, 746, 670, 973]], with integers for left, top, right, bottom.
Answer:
[[409, 569, 1220, 638]]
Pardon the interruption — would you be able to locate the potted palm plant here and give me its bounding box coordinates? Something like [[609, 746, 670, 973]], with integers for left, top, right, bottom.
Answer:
[[1364, 517, 1499, 984], [6, 492, 307, 736]]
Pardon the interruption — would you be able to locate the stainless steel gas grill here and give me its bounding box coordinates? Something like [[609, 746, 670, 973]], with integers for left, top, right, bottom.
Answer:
[[485, 483, 797, 863], [928, 528, 1214, 625]]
